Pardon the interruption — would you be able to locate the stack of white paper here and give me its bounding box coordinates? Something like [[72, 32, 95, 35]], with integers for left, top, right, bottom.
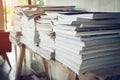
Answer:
[[52, 12, 120, 74]]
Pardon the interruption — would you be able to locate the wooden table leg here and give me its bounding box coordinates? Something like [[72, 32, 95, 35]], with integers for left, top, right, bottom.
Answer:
[[68, 69, 77, 80], [15, 44, 25, 80], [14, 45, 17, 60], [2, 53, 12, 69], [41, 58, 49, 80]]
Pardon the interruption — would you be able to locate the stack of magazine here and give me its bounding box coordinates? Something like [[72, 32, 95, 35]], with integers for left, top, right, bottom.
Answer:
[[35, 5, 77, 60], [52, 12, 120, 74], [36, 22, 55, 60], [13, 5, 120, 74], [9, 6, 23, 45]]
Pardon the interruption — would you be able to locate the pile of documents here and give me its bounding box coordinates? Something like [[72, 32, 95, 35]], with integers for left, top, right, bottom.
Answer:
[[12, 5, 120, 74], [52, 12, 120, 74], [9, 6, 23, 45]]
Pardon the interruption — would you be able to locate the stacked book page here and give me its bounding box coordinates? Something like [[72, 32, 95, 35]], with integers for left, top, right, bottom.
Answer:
[[51, 11, 120, 74], [12, 5, 120, 75]]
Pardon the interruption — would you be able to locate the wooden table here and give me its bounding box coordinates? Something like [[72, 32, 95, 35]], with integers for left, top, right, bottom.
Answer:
[[15, 44, 49, 80]]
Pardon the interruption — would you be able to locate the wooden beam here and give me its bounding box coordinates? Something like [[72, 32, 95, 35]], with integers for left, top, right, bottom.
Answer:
[[15, 44, 26, 80], [0, 0, 4, 30], [28, 0, 31, 5]]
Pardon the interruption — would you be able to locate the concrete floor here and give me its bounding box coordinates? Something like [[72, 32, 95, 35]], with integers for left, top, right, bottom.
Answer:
[[0, 46, 34, 80], [0, 52, 16, 80], [0, 45, 45, 80]]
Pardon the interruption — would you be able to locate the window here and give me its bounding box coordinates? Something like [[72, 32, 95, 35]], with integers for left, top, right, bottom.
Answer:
[[31, 0, 44, 6], [3, 0, 28, 31]]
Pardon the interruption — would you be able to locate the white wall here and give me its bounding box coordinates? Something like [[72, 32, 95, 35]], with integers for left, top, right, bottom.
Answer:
[[76, 0, 120, 12], [45, 0, 120, 12], [45, 0, 80, 6]]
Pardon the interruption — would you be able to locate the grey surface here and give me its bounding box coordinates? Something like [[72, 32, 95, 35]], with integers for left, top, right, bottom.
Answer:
[[46, 0, 120, 12]]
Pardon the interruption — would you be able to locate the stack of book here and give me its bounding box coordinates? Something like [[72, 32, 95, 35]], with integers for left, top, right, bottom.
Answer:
[[10, 5, 40, 46], [38, 5, 75, 11], [35, 6, 58, 60], [9, 6, 23, 45], [13, 5, 120, 75], [9, 31, 22, 45], [35, 22, 55, 60], [34, 6, 77, 60], [20, 5, 43, 45], [52, 12, 120, 74]]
